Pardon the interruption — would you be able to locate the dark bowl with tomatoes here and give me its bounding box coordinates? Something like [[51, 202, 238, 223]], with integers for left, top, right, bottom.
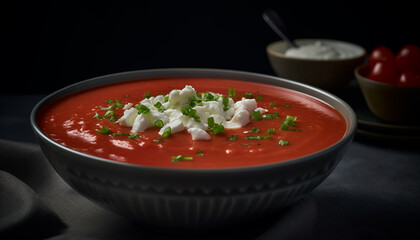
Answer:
[[355, 45, 420, 124], [355, 65, 420, 124]]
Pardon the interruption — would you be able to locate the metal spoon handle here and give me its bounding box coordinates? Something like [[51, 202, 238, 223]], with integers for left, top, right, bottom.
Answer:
[[263, 9, 298, 48]]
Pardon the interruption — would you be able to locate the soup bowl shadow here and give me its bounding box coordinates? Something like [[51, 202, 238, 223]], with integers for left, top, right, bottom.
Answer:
[[30, 69, 356, 232]]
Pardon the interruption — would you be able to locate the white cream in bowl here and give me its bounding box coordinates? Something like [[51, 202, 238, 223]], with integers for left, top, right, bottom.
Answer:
[[284, 41, 360, 60]]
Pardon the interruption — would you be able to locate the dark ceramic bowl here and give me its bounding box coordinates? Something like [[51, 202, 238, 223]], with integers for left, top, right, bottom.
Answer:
[[267, 39, 365, 90], [31, 69, 356, 231], [355, 65, 420, 124]]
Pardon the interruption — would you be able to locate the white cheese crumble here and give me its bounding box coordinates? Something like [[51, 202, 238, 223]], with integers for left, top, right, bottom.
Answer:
[[116, 85, 266, 140]]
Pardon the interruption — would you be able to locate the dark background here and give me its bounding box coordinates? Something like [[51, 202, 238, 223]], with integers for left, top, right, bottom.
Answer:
[[2, 0, 419, 93]]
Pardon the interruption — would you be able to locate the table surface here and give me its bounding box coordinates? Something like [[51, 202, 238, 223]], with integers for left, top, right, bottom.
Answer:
[[1, 92, 419, 240]]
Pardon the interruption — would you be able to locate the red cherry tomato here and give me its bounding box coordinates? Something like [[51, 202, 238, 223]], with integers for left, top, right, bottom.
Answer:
[[397, 71, 420, 87], [368, 46, 395, 70], [395, 44, 420, 73], [367, 61, 398, 84]]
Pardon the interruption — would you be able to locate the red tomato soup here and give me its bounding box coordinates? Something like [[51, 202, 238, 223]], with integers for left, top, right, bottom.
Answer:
[[38, 78, 347, 169]]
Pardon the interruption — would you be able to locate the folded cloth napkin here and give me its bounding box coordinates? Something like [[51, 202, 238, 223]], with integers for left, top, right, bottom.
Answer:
[[0, 171, 66, 239], [0, 139, 317, 239]]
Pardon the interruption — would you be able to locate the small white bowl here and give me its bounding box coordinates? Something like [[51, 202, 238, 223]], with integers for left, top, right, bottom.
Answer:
[[267, 39, 366, 90]]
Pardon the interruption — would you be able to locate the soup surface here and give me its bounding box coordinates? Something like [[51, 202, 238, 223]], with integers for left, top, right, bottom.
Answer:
[[38, 78, 347, 169]]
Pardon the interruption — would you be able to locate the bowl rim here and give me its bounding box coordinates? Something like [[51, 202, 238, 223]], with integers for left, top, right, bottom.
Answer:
[[267, 38, 366, 62], [30, 68, 357, 174]]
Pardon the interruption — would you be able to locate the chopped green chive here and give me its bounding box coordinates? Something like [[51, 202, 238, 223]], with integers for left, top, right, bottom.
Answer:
[[155, 127, 171, 142], [269, 102, 277, 107], [196, 150, 204, 156], [279, 104, 291, 107], [135, 104, 150, 115], [128, 134, 139, 139], [97, 126, 138, 140], [143, 92, 152, 99], [114, 99, 124, 108], [245, 92, 253, 99], [181, 107, 200, 122], [154, 102, 165, 112], [228, 88, 236, 97], [279, 140, 289, 146], [209, 124, 225, 135], [267, 128, 275, 134], [207, 117, 224, 134], [250, 127, 260, 133], [228, 134, 238, 141], [153, 119, 164, 128], [202, 92, 220, 102], [263, 112, 279, 119], [97, 126, 112, 134], [222, 97, 229, 111], [99, 99, 123, 122], [251, 111, 262, 121], [181, 107, 190, 116], [104, 110, 117, 122], [93, 112, 103, 120], [164, 96, 169, 102], [246, 135, 271, 140], [207, 117, 215, 127], [280, 115, 298, 130], [256, 95, 263, 101], [171, 155, 193, 163]]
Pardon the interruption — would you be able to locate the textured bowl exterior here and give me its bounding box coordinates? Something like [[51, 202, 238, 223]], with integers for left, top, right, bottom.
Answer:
[[31, 69, 356, 230], [267, 39, 365, 90], [355, 65, 420, 124]]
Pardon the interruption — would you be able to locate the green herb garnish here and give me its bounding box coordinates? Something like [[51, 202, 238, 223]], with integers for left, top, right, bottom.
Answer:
[[208, 117, 225, 135], [256, 95, 263, 101], [153, 119, 164, 128], [154, 102, 165, 112], [143, 92, 152, 99], [263, 112, 279, 119], [97, 126, 112, 134], [135, 104, 150, 115], [171, 155, 193, 163], [128, 134, 139, 139], [269, 102, 277, 107], [280, 115, 298, 130], [251, 111, 262, 121], [99, 99, 123, 122], [228, 134, 238, 141], [228, 88, 236, 97], [246, 135, 271, 140], [202, 92, 219, 102], [155, 127, 171, 142], [245, 92, 253, 99], [222, 97, 229, 111], [267, 128, 275, 134], [181, 106, 200, 122], [93, 112, 103, 120], [97, 126, 138, 139], [250, 127, 260, 133], [279, 140, 289, 146], [196, 150, 204, 156]]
